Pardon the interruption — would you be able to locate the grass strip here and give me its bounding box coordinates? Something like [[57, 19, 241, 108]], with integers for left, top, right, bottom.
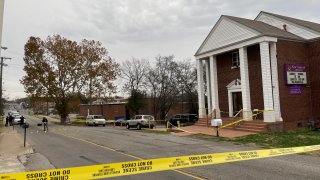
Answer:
[[142, 129, 171, 134], [188, 129, 320, 156]]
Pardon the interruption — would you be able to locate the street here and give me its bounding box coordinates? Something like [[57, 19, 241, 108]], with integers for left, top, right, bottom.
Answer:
[[14, 115, 320, 180]]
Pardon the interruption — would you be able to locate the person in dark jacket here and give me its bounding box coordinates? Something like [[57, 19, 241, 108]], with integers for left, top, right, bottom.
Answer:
[[8, 115, 14, 126], [42, 117, 48, 132], [20, 116, 25, 126]]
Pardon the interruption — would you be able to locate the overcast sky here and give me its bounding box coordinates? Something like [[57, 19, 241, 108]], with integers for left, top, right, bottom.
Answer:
[[1, 0, 320, 100]]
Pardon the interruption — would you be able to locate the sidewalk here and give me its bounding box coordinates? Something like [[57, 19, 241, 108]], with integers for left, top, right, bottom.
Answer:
[[0, 126, 33, 173], [154, 125, 256, 138]]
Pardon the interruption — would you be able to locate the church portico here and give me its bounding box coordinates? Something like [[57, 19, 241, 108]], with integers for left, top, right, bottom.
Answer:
[[197, 39, 280, 123], [195, 11, 320, 130]]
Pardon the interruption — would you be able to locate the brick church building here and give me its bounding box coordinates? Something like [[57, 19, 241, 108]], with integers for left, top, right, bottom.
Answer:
[[195, 11, 320, 129]]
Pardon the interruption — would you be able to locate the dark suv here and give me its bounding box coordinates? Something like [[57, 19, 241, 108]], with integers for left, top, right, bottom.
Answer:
[[169, 114, 198, 126]]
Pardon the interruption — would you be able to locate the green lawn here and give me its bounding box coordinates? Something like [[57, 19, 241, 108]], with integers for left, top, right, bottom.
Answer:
[[189, 129, 320, 156], [228, 129, 320, 148], [190, 129, 320, 148], [142, 128, 185, 134]]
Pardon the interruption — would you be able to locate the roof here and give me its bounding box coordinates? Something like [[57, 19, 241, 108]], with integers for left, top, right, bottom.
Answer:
[[195, 12, 319, 56], [225, 15, 304, 41], [259, 11, 320, 33]]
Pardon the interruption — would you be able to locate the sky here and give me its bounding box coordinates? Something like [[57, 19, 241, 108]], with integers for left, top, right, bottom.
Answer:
[[1, 0, 320, 100]]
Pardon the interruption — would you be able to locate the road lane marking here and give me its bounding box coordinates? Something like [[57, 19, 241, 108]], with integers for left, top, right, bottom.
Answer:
[[2, 144, 320, 180], [56, 132, 206, 179]]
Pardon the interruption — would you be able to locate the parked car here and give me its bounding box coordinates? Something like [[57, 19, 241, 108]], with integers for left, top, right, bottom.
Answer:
[[8, 111, 20, 116], [86, 115, 106, 126], [114, 116, 126, 126], [169, 114, 198, 126], [126, 115, 155, 130], [13, 115, 26, 125], [115, 119, 127, 126]]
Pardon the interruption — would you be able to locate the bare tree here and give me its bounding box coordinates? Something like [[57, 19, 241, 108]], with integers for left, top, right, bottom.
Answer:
[[120, 58, 149, 115], [146, 55, 180, 119], [176, 59, 198, 113], [120, 56, 198, 119], [121, 58, 149, 94]]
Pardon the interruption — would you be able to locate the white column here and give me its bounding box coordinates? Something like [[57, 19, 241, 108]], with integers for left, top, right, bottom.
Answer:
[[209, 56, 220, 118], [239, 47, 252, 120], [270, 42, 282, 121], [228, 90, 233, 117], [205, 59, 212, 116], [197, 59, 206, 118], [260, 42, 276, 122]]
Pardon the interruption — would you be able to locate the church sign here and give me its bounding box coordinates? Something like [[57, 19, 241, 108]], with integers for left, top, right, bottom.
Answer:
[[285, 64, 307, 85]]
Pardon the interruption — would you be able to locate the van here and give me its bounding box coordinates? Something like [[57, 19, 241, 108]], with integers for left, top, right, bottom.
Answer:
[[86, 115, 106, 126]]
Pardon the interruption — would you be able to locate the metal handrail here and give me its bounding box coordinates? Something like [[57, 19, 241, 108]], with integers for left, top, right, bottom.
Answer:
[[233, 109, 243, 118]]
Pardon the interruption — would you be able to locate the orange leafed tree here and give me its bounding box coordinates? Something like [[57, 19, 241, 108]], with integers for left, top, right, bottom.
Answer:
[[21, 35, 119, 123]]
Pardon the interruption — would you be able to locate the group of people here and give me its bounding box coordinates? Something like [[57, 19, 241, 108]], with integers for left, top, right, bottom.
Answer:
[[4, 113, 49, 132], [4, 114, 25, 127], [5, 114, 13, 126]]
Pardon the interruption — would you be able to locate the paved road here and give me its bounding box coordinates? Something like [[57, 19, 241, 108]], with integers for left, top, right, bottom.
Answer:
[[16, 115, 320, 180]]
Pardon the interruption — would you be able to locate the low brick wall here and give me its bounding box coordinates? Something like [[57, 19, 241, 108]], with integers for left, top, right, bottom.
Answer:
[[267, 122, 284, 132]]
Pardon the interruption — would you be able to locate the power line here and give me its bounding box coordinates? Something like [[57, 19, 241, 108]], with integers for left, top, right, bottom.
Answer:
[[4, 50, 24, 56], [5, 64, 24, 68]]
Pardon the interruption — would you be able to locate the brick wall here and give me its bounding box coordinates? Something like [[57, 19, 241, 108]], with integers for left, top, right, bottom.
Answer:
[[307, 40, 320, 127], [247, 45, 264, 111], [216, 45, 264, 117], [79, 99, 196, 120], [217, 51, 240, 114], [79, 104, 126, 120], [276, 40, 311, 129]]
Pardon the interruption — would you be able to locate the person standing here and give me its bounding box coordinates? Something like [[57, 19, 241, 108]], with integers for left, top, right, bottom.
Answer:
[[20, 116, 25, 126], [8, 115, 14, 126], [42, 117, 48, 132]]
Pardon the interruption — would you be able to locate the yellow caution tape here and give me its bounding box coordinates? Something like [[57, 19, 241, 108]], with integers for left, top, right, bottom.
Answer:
[[220, 112, 262, 129], [220, 110, 273, 129], [1, 145, 320, 179], [166, 120, 193, 133]]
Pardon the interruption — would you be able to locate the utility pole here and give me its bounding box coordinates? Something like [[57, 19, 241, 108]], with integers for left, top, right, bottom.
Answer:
[[0, 55, 12, 115]]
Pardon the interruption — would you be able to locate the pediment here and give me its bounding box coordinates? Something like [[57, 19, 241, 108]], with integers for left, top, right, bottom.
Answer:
[[227, 79, 241, 90], [196, 16, 259, 55]]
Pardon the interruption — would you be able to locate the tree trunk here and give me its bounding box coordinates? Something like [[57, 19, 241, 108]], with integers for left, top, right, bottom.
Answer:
[[55, 98, 69, 124]]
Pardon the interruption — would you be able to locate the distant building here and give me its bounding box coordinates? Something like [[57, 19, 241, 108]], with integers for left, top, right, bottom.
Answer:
[[79, 98, 195, 120], [92, 99, 107, 105], [80, 100, 127, 120], [195, 11, 320, 129]]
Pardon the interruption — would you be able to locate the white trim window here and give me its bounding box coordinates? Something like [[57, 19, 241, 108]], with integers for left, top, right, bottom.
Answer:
[[231, 51, 240, 69]]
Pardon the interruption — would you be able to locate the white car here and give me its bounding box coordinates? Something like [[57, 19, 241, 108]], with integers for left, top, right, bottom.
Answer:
[[86, 115, 106, 126], [13, 115, 26, 125], [8, 111, 20, 116], [126, 115, 155, 130]]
